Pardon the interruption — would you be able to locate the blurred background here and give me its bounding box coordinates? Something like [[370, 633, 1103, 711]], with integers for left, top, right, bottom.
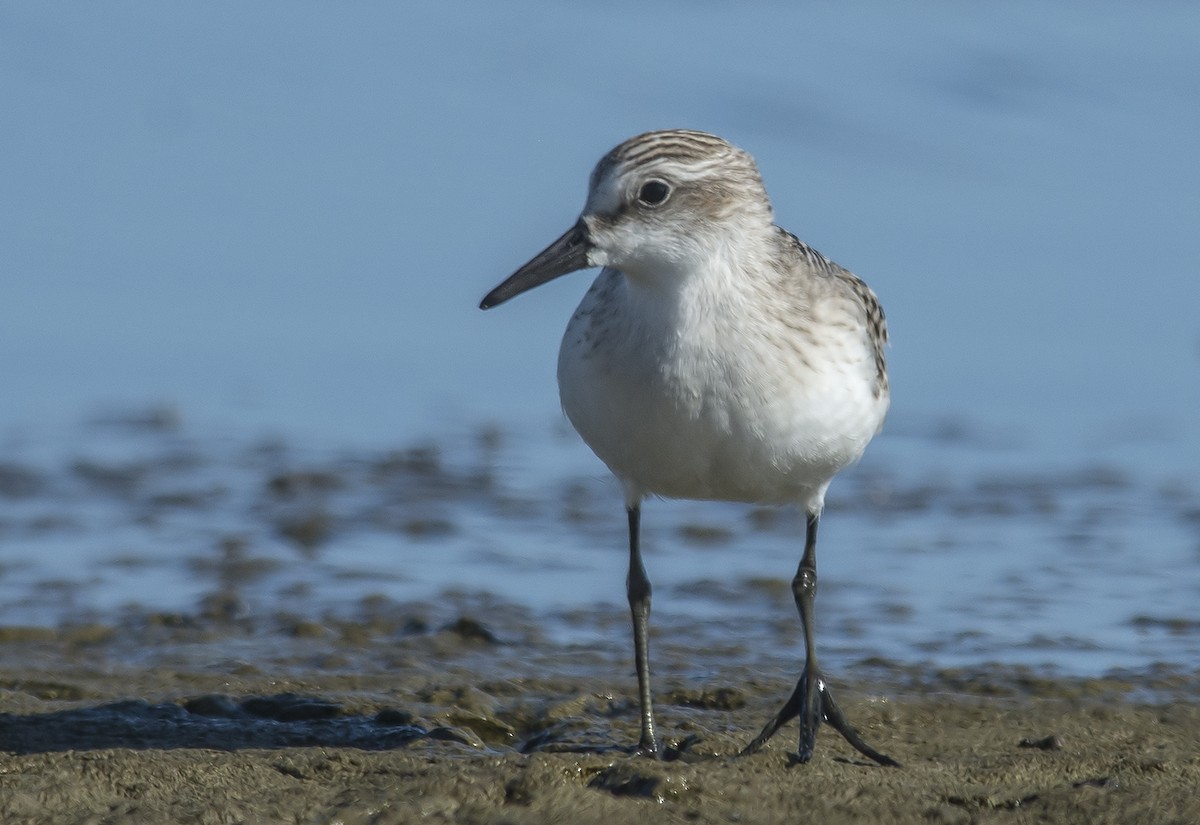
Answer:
[[1, 2, 1197, 674]]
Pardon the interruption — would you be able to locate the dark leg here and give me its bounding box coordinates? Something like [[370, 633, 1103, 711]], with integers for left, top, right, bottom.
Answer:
[[626, 504, 659, 755], [741, 512, 899, 767]]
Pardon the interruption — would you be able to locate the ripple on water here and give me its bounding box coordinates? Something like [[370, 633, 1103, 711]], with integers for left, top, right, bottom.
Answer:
[[0, 409, 1197, 680]]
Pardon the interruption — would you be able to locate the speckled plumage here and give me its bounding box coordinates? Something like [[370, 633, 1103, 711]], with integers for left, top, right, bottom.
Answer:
[[481, 129, 898, 766], [556, 130, 889, 511]]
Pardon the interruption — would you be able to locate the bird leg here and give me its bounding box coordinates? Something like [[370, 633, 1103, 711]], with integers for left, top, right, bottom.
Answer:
[[742, 512, 899, 767], [626, 504, 659, 756]]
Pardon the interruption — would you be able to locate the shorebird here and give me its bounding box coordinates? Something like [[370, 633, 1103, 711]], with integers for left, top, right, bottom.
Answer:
[[480, 129, 897, 766]]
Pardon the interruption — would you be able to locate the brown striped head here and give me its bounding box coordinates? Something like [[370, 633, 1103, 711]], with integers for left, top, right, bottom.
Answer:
[[587, 129, 771, 224], [481, 130, 774, 309]]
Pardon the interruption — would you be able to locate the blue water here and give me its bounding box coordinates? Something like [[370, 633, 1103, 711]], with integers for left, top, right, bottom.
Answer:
[[2, 2, 1198, 675]]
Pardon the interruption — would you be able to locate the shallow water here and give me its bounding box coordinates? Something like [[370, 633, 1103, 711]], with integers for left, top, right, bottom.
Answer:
[[1, 3, 1198, 679], [0, 409, 1196, 679]]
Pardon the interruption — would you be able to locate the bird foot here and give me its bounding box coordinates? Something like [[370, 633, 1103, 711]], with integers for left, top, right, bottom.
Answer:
[[634, 739, 661, 759], [741, 665, 899, 767]]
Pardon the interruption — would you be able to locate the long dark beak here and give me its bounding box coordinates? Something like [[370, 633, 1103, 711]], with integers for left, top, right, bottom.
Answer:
[[479, 219, 592, 310]]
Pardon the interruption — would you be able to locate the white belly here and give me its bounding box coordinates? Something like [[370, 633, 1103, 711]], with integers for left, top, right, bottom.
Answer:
[[556, 272, 887, 510]]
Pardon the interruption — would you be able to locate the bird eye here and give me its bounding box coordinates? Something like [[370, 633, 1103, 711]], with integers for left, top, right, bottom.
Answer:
[[636, 180, 671, 207]]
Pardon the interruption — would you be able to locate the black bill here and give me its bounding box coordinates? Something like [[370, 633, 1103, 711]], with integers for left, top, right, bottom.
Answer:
[[479, 219, 592, 310]]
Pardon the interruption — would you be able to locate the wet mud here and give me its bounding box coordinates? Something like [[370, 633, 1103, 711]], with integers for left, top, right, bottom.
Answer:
[[2, 608, 1199, 824]]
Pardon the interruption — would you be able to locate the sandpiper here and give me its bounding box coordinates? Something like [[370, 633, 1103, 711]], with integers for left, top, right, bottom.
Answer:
[[480, 129, 897, 767]]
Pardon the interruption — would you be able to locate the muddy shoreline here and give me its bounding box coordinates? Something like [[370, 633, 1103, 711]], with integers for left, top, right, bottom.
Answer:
[[2, 414, 1198, 821], [2, 607, 1198, 824]]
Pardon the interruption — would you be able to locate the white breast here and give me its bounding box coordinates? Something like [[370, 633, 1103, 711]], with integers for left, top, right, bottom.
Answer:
[[557, 266, 887, 511]]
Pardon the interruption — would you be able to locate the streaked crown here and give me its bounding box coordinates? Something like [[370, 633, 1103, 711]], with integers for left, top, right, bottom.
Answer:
[[586, 129, 772, 223]]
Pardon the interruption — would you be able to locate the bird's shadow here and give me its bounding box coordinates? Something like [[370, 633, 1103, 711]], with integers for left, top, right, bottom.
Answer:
[[2, 694, 875, 767], [0, 693, 439, 755]]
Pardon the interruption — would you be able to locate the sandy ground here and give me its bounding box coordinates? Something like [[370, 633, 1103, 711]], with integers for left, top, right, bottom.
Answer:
[[1, 611, 1198, 825]]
